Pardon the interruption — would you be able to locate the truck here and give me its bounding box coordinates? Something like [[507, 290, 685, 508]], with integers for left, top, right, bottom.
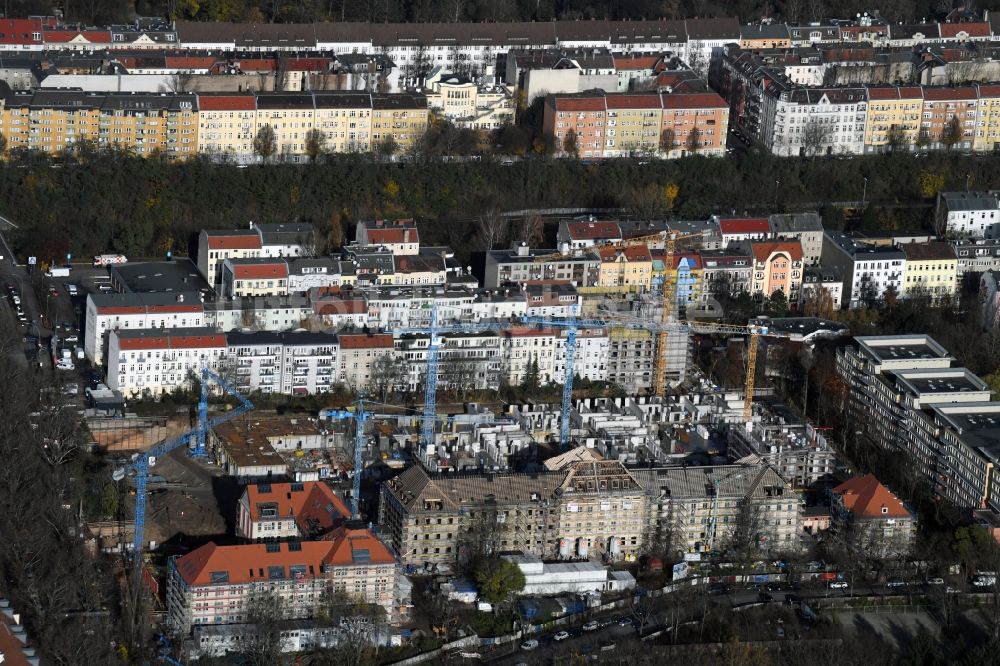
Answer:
[[93, 254, 127, 267], [46, 266, 70, 277]]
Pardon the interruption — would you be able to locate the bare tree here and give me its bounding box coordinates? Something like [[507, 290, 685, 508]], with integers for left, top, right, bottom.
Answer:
[[725, 499, 765, 566], [456, 503, 502, 569], [242, 590, 290, 666], [366, 354, 406, 401], [475, 208, 507, 251], [801, 119, 833, 157]]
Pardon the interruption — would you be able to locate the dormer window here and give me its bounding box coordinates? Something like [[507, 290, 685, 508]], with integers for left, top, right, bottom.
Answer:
[[881, 506, 888, 514]]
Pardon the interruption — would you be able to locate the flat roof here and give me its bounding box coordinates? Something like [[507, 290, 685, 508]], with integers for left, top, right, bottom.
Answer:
[[110, 258, 212, 296], [932, 403, 1000, 454], [855, 335, 951, 363], [893, 368, 988, 396]]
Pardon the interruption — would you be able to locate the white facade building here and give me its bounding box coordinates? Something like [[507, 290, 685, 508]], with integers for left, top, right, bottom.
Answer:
[[84, 291, 205, 365], [107, 328, 228, 398], [937, 191, 1000, 238]]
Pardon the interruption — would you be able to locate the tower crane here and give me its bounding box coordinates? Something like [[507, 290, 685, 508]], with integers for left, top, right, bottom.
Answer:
[[320, 400, 453, 519], [395, 307, 504, 449], [520, 314, 775, 448], [113, 366, 254, 573]]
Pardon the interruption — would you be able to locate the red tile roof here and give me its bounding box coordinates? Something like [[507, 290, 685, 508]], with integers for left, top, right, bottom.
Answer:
[[833, 474, 912, 519], [751, 240, 804, 263], [232, 262, 288, 280], [199, 95, 257, 112], [206, 231, 261, 250], [565, 220, 622, 241], [978, 84, 1000, 98], [0, 605, 33, 666], [660, 92, 728, 109], [244, 481, 350, 535], [719, 217, 771, 235], [598, 244, 651, 262], [314, 298, 368, 316], [175, 526, 395, 586], [613, 55, 660, 70], [605, 94, 662, 110], [939, 22, 990, 38], [550, 96, 606, 112], [367, 228, 418, 245], [44, 29, 111, 43], [165, 55, 218, 70], [922, 86, 977, 101], [0, 18, 44, 45], [170, 333, 228, 349], [338, 333, 393, 349], [321, 526, 396, 566], [116, 331, 226, 351]]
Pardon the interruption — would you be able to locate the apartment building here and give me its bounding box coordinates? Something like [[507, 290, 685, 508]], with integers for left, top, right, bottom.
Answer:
[[936, 191, 1000, 238], [167, 527, 404, 635], [900, 242, 957, 301], [700, 248, 753, 299], [424, 73, 514, 130], [227, 331, 338, 395], [542, 90, 728, 159], [107, 327, 228, 398], [197, 223, 315, 288], [606, 327, 660, 392], [768, 212, 824, 266], [953, 238, 1000, 275], [501, 326, 561, 385], [380, 460, 799, 568], [197, 229, 263, 288], [484, 244, 600, 288], [863, 86, 922, 153], [356, 220, 420, 255], [637, 464, 801, 554], [84, 291, 204, 365], [798, 266, 844, 311], [396, 331, 503, 392], [919, 86, 976, 150], [831, 474, 917, 558], [220, 258, 289, 298], [337, 332, 396, 393], [237, 481, 350, 540], [837, 334, 955, 426], [196, 94, 256, 158], [749, 240, 804, 301], [595, 244, 653, 292], [821, 231, 905, 307], [718, 217, 770, 244], [557, 220, 622, 250], [371, 93, 428, 152]]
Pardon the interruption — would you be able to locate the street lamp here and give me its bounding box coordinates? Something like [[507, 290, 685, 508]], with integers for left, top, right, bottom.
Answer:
[[862, 177, 868, 208]]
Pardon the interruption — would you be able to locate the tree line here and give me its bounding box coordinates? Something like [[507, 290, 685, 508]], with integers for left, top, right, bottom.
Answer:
[[0, 147, 993, 270]]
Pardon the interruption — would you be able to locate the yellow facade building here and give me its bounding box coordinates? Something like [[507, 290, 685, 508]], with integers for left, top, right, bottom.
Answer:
[[596, 244, 653, 292], [973, 85, 1000, 152], [863, 86, 923, 153], [900, 242, 958, 301], [371, 93, 428, 152]]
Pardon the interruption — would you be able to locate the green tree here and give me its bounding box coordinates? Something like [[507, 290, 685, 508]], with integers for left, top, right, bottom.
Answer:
[[521, 356, 540, 393], [253, 124, 278, 163], [765, 289, 789, 316], [474, 557, 525, 605]]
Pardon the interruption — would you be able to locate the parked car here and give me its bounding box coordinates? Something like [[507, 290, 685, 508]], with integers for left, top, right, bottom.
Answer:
[[64, 334, 78, 343], [887, 580, 908, 588], [97, 284, 113, 293], [616, 617, 633, 627], [519, 640, 538, 651], [707, 583, 731, 595], [55, 360, 74, 371], [828, 581, 848, 590], [553, 631, 570, 642], [928, 577, 945, 585], [583, 620, 599, 632], [66, 284, 78, 296]]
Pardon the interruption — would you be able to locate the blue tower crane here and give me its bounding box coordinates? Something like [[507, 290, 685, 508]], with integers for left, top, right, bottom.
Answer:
[[319, 400, 369, 520], [320, 401, 452, 519], [115, 366, 254, 573], [395, 305, 504, 449]]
